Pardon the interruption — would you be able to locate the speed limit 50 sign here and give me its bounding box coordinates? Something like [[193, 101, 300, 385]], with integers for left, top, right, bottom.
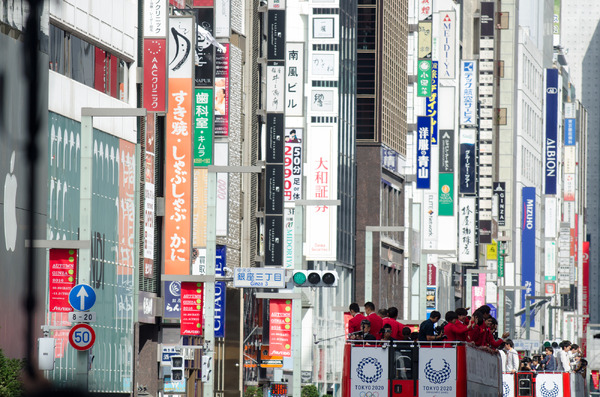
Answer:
[[69, 323, 96, 351]]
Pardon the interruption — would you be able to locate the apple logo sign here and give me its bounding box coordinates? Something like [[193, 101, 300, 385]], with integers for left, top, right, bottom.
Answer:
[[4, 151, 17, 252]]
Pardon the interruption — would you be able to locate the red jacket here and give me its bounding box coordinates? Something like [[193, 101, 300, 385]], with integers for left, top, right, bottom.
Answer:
[[367, 313, 384, 340], [444, 321, 469, 342], [348, 313, 367, 335], [383, 318, 404, 340]]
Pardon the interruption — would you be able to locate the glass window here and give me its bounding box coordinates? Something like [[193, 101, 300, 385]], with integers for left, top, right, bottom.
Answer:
[[70, 35, 95, 88]]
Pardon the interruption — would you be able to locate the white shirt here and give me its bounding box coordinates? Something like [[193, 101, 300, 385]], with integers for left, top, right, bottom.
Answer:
[[557, 349, 571, 372], [506, 349, 520, 372]]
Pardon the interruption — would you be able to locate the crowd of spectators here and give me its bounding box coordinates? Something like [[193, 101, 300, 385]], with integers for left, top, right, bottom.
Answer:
[[347, 302, 588, 378]]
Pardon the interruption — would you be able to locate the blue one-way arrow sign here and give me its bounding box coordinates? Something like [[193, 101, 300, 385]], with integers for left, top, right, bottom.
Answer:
[[68, 284, 96, 311]]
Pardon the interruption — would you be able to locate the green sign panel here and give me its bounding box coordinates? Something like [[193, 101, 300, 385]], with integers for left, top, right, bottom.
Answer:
[[498, 243, 505, 278], [193, 88, 213, 166], [417, 60, 432, 97], [438, 173, 454, 216]]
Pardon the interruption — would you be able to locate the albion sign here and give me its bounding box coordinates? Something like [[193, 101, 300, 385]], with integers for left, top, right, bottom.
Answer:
[[545, 68, 559, 194]]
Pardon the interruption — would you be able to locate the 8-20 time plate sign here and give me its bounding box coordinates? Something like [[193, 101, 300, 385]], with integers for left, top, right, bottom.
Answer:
[[68, 323, 96, 351]]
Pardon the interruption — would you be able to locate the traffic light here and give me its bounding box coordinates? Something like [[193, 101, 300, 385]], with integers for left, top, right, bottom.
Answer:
[[292, 270, 338, 287], [170, 355, 184, 381]]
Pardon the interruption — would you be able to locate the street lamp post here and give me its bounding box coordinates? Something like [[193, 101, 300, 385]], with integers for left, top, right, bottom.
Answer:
[[364, 226, 405, 303], [497, 286, 526, 338], [204, 165, 262, 397], [524, 295, 551, 340], [293, 199, 340, 397]]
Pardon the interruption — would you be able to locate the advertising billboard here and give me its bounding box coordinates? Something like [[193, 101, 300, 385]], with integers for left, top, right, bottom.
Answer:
[[521, 187, 536, 327], [545, 68, 559, 195]]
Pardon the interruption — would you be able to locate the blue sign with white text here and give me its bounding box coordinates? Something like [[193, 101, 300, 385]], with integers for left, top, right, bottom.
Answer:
[[565, 118, 576, 146], [545, 69, 558, 194], [427, 62, 439, 145], [215, 245, 227, 338], [521, 187, 536, 327], [163, 281, 181, 319], [416, 116, 431, 189], [68, 284, 96, 311]]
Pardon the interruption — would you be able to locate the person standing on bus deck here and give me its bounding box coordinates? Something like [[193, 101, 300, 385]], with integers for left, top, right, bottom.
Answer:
[[443, 311, 473, 342], [483, 317, 509, 349], [358, 320, 376, 344], [556, 341, 572, 372], [504, 339, 520, 373], [418, 311, 443, 341], [347, 303, 367, 338], [365, 302, 384, 340], [542, 346, 558, 371], [455, 307, 469, 326], [383, 307, 404, 340]]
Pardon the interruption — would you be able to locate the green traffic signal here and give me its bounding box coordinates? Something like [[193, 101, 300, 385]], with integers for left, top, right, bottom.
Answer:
[[293, 271, 307, 285]]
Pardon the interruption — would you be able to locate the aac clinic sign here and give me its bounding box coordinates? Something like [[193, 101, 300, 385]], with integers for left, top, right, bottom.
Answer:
[[545, 69, 559, 194]]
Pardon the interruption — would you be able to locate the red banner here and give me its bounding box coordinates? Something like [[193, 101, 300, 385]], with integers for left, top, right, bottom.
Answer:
[[427, 263, 437, 286], [143, 39, 167, 112], [49, 249, 77, 312], [592, 370, 599, 390], [269, 299, 292, 357], [583, 241, 590, 356], [180, 282, 203, 335]]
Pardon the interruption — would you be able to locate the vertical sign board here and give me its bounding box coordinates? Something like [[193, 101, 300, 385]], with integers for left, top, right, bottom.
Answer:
[[460, 61, 477, 126], [265, 215, 283, 266], [521, 187, 536, 327], [438, 11, 456, 79], [480, 2, 495, 37], [214, 0, 230, 38], [143, 39, 167, 113], [459, 198, 476, 263], [285, 43, 304, 116], [194, 8, 215, 87], [553, 0, 561, 46], [545, 241, 556, 281], [418, 22, 432, 59], [417, 60, 432, 97], [419, 348, 457, 397], [426, 61, 439, 144], [266, 164, 284, 215], [144, 0, 167, 38], [416, 116, 431, 189], [193, 88, 214, 166], [49, 249, 77, 312], [459, 129, 476, 194], [214, 142, 229, 236], [284, 128, 303, 201], [472, 273, 486, 313], [267, 62, 285, 112], [214, 246, 226, 338], [165, 17, 193, 275], [181, 281, 204, 335], [164, 281, 181, 319], [214, 44, 230, 136], [269, 299, 292, 357], [439, 130, 454, 173], [144, 117, 156, 278], [350, 347, 389, 397], [423, 193, 437, 249], [192, 168, 208, 247], [305, 126, 337, 261], [545, 68, 559, 195], [283, 208, 295, 269], [418, 0, 433, 21], [493, 182, 505, 226], [564, 118, 576, 146], [267, 113, 284, 164], [439, 173, 454, 216], [582, 241, 590, 356], [268, 10, 286, 60]]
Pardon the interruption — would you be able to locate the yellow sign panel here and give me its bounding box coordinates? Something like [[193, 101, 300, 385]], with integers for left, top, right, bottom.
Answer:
[[418, 21, 432, 59], [486, 240, 497, 260]]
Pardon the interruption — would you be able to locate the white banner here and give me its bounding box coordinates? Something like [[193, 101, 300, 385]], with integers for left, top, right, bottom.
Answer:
[[266, 64, 285, 112], [286, 43, 304, 116], [536, 373, 564, 397], [168, 17, 194, 79], [419, 0, 433, 21], [215, 0, 231, 38], [545, 241, 556, 281], [283, 208, 295, 269], [144, 182, 155, 259], [564, 146, 576, 174], [545, 196, 557, 238], [419, 347, 456, 396], [460, 61, 477, 126], [144, 0, 167, 37], [423, 193, 438, 249], [438, 11, 456, 79], [458, 197, 476, 263], [214, 142, 229, 236], [305, 126, 337, 261], [502, 374, 515, 397], [350, 347, 389, 397]]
